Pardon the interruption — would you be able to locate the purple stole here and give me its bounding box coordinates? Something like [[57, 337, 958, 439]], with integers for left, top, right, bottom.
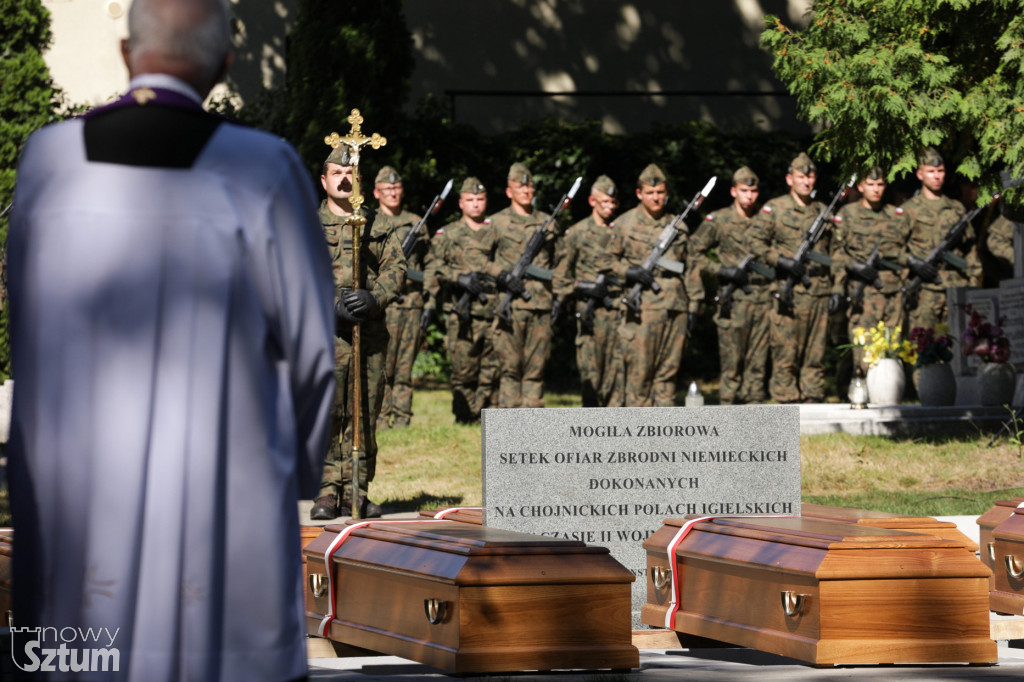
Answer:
[[81, 87, 205, 119]]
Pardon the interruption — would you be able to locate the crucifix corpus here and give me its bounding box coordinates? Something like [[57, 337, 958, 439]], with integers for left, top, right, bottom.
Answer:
[[324, 109, 387, 519]]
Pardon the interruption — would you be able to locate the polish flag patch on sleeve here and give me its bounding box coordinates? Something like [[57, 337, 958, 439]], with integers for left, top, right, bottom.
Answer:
[[895, 207, 904, 214], [762, 206, 773, 213]]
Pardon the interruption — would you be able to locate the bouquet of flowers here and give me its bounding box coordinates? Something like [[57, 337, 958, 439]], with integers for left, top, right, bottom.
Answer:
[[850, 321, 916, 368], [960, 304, 1010, 363], [908, 324, 954, 368]]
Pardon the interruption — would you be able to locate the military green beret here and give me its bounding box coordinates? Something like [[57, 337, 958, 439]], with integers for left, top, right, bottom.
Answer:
[[508, 162, 533, 184], [461, 176, 486, 194], [732, 166, 759, 186], [375, 165, 401, 184], [917, 147, 944, 168], [638, 163, 667, 188], [325, 145, 351, 167], [591, 174, 617, 197], [789, 152, 816, 175]]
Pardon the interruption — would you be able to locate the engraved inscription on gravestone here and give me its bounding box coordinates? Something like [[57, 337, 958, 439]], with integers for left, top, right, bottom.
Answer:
[[482, 405, 801, 627]]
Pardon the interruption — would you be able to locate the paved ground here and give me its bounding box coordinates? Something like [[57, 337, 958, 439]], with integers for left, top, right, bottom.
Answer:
[[307, 644, 1024, 681]]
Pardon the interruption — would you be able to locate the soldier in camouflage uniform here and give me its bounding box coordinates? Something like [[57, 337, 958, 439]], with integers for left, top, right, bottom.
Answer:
[[690, 167, 770, 404], [467, 163, 558, 408], [749, 153, 832, 403], [598, 164, 699, 407], [311, 148, 406, 521], [830, 167, 912, 372], [901, 148, 981, 331], [374, 166, 425, 429], [554, 175, 623, 407], [424, 177, 500, 422]]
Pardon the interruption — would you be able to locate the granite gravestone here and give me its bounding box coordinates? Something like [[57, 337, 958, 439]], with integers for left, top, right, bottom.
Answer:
[[482, 405, 801, 627]]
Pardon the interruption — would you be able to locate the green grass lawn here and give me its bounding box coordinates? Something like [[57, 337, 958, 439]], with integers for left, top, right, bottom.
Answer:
[[371, 389, 1024, 516]]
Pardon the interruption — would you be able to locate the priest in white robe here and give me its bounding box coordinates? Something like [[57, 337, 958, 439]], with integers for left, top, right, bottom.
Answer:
[[6, 1, 335, 680]]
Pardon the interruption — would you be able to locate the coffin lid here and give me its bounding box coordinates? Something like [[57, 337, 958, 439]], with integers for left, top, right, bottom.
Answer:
[[993, 506, 1024, 541], [663, 515, 967, 551], [304, 520, 634, 585], [801, 502, 957, 529]]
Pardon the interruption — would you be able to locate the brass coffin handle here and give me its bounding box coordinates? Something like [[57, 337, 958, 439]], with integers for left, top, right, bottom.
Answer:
[[1006, 555, 1024, 580], [309, 573, 327, 599], [652, 566, 672, 590], [424, 598, 449, 625], [781, 591, 809, 617], [989, 542, 996, 563]]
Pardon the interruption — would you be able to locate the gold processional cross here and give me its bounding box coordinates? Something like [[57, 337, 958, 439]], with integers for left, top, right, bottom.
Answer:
[[323, 109, 386, 520]]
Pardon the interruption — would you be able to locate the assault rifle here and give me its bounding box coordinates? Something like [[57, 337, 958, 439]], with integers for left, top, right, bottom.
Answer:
[[775, 174, 856, 310], [622, 176, 716, 314], [402, 178, 453, 283], [575, 274, 618, 332], [452, 273, 494, 324], [493, 176, 583, 325], [900, 193, 1000, 301], [712, 255, 776, 318], [845, 241, 901, 311]]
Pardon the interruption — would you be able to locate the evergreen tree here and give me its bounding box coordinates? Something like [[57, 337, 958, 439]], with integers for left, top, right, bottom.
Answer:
[[761, 0, 1024, 197], [0, 0, 63, 379], [283, 0, 415, 174]]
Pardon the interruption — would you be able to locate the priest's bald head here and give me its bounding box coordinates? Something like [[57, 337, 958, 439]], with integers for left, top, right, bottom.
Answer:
[[121, 0, 234, 99]]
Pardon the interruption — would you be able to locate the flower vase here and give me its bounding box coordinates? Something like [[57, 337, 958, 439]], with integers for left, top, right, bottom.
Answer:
[[866, 358, 905, 406], [916, 363, 957, 407], [977, 362, 1017, 406]]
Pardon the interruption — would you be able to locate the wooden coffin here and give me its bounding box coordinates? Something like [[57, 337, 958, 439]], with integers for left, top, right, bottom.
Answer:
[[299, 525, 322, 571], [416, 507, 483, 525], [801, 502, 978, 552], [990, 507, 1024, 615], [641, 516, 996, 666], [978, 498, 1024, 579], [304, 520, 638, 674]]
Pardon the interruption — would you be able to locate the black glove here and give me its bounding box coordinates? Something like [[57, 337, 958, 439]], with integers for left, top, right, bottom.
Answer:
[[335, 294, 359, 325], [575, 279, 608, 301], [551, 299, 563, 324], [827, 293, 847, 314], [496, 270, 526, 295], [907, 255, 940, 283], [625, 265, 655, 290], [687, 311, 698, 333], [847, 261, 879, 284], [717, 265, 748, 287], [419, 307, 437, 330], [776, 255, 806, 280], [456, 272, 484, 297], [340, 288, 379, 322]]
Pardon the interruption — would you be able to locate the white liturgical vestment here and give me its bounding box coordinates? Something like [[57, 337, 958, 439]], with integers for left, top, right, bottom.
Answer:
[[8, 75, 336, 682]]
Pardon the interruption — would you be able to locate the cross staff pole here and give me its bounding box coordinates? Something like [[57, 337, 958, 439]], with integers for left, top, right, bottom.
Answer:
[[324, 109, 387, 519]]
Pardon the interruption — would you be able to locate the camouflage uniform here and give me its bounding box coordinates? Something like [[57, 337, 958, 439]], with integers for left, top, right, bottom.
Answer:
[[378, 206, 425, 429], [599, 166, 697, 407], [749, 189, 831, 403], [555, 181, 623, 407], [901, 193, 980, 331], [689, 171, 770, 405], [830, 200, 911, 370], [318, 201, 406, 506], [470, 205, 556, 408], [425, 204, 500, 423]]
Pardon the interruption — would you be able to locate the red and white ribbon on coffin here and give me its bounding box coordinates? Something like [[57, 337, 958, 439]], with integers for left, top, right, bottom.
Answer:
[[317, 519, 456, 637], [662, 515, 794, 630], [432, 506, 482, 519]]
